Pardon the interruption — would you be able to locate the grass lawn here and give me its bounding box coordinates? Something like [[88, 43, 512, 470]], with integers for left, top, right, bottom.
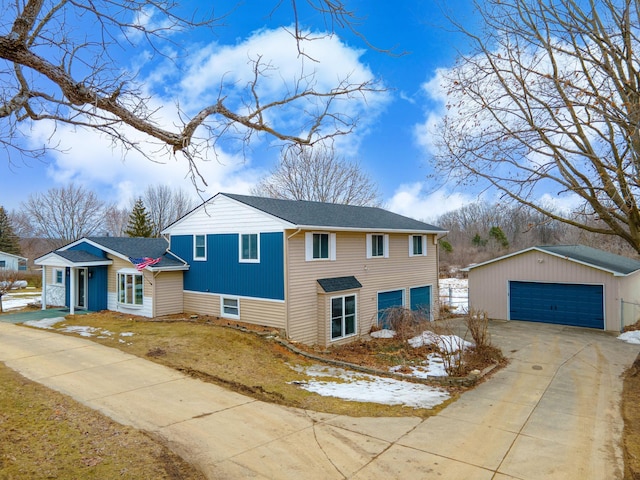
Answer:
[[31, 311, 459, 418]]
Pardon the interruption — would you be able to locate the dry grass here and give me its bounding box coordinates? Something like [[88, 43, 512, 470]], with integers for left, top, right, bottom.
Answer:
[[34, 311, 455, 418], [0, 363, 205, 480]]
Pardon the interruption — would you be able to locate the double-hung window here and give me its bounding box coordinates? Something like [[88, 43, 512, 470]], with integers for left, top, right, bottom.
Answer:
[[331, 294, 356, 340], [221, 296, 240, 319], [240, 233, 259, 262], [305, 232, 336, 261], [194, 234, 206, 260], [409, 235, 427, 257], [313, 233, 329, 259], [53, 268, 64, 285], [117, 271, 143, 306], [366, 233, 389, 259]]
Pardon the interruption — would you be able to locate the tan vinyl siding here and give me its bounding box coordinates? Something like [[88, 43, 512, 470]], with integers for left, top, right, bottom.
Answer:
[[153, 271, 184, 317], [238, 298, 286, 330], [184, 291, 220, 314], [286, 230, 439, 346], [468, 250, 620, 331], [183, 291, 285, 329], [107, 256, 154, 299]]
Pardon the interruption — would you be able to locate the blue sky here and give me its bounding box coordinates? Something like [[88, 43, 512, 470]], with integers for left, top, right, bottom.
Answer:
[[1, 1, 486, 220]]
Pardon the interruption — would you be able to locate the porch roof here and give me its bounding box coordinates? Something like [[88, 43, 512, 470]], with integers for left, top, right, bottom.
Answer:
[[35, 250, 113, 267]]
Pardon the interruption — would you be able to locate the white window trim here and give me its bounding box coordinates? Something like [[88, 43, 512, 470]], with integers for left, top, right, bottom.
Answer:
[[305, 232, 336, 261], [239, 233, 260, 263], [409, 234, 428, 257], [53, 267, 65, 285], [116, 268, 144, 308], [193, 234, 206, 261], [330, 293, 357, 341], [366, 233, 389, 259], [221, 296, 240, 319]]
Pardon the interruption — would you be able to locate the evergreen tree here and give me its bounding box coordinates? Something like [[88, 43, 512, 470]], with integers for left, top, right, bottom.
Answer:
[[124, 198, 154, 237], [0, 206, 22, 255]]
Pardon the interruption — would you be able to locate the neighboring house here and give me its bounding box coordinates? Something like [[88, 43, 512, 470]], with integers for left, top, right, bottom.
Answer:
[[36, 193, 447, 346], [0, 251, 28, 271], [464, 245, 640, 332], [35, 237, 188, 316]]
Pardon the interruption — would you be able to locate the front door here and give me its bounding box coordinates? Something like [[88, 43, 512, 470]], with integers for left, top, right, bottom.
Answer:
[[76, 268, 87, 309]]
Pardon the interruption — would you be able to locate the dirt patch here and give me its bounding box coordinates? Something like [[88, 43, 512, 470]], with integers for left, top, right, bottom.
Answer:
[[0, 363, 205, 479]]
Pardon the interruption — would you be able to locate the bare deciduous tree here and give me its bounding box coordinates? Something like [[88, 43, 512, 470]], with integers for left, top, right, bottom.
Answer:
[[103, 205, 131, 237], [143, 185, 194, 236], [252, 145, 381, 206], [432, 0, 640, 253], [0, 1, 380, 183], [22, 184, 107, 245]]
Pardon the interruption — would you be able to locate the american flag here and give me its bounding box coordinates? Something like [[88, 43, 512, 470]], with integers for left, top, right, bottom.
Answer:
[[129, 257, 161, 271]]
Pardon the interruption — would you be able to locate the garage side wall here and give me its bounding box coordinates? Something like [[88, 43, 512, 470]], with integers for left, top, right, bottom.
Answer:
[[468, 250, 619, 331]]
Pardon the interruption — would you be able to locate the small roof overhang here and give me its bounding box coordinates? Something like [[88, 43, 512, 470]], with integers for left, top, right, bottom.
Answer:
[[35, 250, 113, 268], [317, 276, 363, 293]]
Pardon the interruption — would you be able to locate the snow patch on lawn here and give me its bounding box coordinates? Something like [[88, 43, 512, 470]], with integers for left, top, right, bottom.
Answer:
[[2, 294, 41, 311], [22, 317, 133, 342], [408, 331, 473, 353], [370, 329, 395, 339], [291, 364, 449, 409], [390, 353, 448, 378]]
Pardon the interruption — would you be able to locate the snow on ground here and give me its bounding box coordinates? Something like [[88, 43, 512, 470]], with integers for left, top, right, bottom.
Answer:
[[389, 353, 448, 378], [619, 330, 640, 345], [291, 364, 450, 409], [23, 317, 134, 341], [439, 277, 468, 313], [408, 331, 473, 353], [2, 293, 41, 311], [21, 310, 460, 410], [370, 329, 395, 339]]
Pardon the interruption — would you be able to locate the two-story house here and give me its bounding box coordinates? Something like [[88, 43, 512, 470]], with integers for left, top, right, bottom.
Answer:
[[36, 193, 447, 346], [163, 193, 447, 346]]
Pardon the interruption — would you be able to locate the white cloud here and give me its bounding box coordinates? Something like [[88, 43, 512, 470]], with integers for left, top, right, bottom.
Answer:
[[22, 27, 385, 206], [387, 182, 477, 222]]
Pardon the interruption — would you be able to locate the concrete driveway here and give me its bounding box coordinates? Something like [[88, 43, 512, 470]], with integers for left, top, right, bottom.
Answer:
[[0, 319, 637, 479]]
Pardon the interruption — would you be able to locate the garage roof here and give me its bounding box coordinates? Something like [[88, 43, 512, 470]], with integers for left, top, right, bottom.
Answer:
[[464, 244, 640, 276]]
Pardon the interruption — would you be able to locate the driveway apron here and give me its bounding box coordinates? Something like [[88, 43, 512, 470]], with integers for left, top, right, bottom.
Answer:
[[0, 320, 638, 479]]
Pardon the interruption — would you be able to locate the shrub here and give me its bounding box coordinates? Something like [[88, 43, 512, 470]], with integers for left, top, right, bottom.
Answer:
[[466, 308, 490, 348]]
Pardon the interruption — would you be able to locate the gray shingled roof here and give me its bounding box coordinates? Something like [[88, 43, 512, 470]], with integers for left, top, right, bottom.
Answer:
[[222, 193, 446, 232], [82, 237, 187, 269], [56, 250, 110, 263], [317, 276, 363, 293], [538, 245, 640, 275]]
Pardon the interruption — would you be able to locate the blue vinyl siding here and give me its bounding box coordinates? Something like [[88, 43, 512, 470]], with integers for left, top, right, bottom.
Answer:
[[87, 266, 108, 311], [171, 232, 285, 300], [509, 281, 604, 329], [63, 266, 108, 311], [68, 242, 107, 257]]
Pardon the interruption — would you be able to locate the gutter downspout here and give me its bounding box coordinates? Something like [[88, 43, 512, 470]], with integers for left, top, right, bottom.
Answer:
[[284, 228, 302, 339]]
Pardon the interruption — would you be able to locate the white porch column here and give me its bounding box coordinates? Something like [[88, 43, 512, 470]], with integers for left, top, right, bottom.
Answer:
[[69, 267, 76, 315], [41, 266, 46, 310]]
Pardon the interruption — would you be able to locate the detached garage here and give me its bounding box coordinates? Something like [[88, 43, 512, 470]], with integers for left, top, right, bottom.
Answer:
[[464, 245, 640, 332]]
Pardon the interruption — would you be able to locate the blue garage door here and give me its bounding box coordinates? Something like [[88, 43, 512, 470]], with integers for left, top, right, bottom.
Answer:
[[509, 281, 604, 329], [377, 290, 404, 329], [410, 286, 431, 320]]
